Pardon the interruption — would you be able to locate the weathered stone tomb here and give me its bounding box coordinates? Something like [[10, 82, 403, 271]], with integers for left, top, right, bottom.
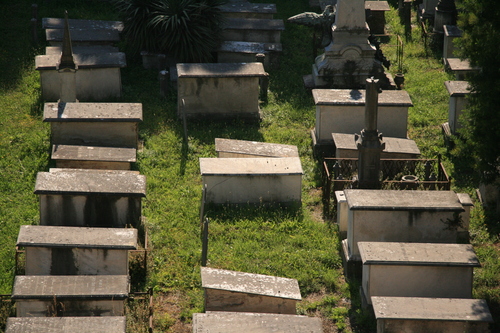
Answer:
[[6, 316, 126, 333], [332, 133, 420, 159], [444, 80, 470, 135], [443, 25, 462, 62], [215, 138, 299, 158], [216, 41, 282, 70]]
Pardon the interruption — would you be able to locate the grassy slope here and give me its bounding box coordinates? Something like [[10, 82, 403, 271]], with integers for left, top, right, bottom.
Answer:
[[0, 1, 498, 332]]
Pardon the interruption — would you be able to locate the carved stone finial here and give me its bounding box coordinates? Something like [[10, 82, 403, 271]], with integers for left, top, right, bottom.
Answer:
[[57, 10, 76, 70]]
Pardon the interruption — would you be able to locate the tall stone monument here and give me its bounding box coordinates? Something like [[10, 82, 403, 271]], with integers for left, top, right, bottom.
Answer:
[[356, 78, 385, 189], [57, 11, 77, 103], [312, 0, 385, 89]]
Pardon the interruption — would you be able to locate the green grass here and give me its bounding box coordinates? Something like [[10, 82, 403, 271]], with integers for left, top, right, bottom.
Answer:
[[0, 1, 499, 332]]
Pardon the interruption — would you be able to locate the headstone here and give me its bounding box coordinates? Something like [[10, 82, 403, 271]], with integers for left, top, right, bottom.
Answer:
[[12, 275, 129, 317], [200, 157, 303, 204], [332, 133, 420, 159], [219, 2, 277, 19], [51, 144, 136, 170], [201, 267, 301, 314], [6, 317, 127, 333], [215, 138, 299, 158], [222, 18, 285, 43], [359, 242, 480, 305], [17, 225, 137, 275], [372, 297, 493, 333]]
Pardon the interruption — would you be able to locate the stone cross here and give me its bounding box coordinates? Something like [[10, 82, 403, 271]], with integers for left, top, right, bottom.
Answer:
[[57, 11, 77, 103]]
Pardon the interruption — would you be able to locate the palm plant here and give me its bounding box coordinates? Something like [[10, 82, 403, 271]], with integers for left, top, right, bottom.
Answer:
[[114, 0, 226, 63]]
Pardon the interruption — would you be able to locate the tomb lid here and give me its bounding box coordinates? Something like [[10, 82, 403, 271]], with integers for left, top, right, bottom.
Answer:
[[344, 189, 464, 211], [358, 242, 481, 267], [177, 62, 266, 78], [42, 17, 124, 32], [12, 275, 129, 300], [45, 28, 120, 43], [443, 24, 463, 37], [35, 53, 126, 69], [223, 17, 285, 31], [219, 2, 277, 14], [312, 89, 413, 107], [43, 102, 143, 122], [457, 193, 474, 207], [446, 58, 479, 72], [6, 316, 127, 333], [365, 1, 391, 11], [51, 144, 137, 163], [192, 312, 322, 332], [201, 267, 301, 300], [371, 297, 493, 322], [49, 168, 141, 175], [218, 41, 282, 54], [199, 157, 303, 176], [17, 225, 138, 249], [45, 45, 120, 55], [444, 80, 471, 97], [34, 171, 146, 197], [332, 133, 420, 155], [215, 138, 298, 157]]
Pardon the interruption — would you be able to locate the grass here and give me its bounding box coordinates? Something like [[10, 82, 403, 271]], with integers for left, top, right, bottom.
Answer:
[[0, 1, 499, 332]]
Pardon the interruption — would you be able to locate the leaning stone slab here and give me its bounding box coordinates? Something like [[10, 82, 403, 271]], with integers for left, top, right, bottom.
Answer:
[[222, 18, 285, 43], [36, 53, 126, 101], [17, 225, 137, 275], [192, 312, 322, 332], [215, 138, 298, 158], [12, 275, 129, 317], [43, 102, 142, 148], [45, 28, 120, 46], [35, 170, 146, 228], [371, 296, 493, 333], [42, 17, 124, 32], [201, 267, 301, 314], [332, 133, 420, 159], [359, 242, 480, 305], [220, 2, 277, 19], [6, 316, 127, 333], [200, 157, 303, 204], [313, 89, 413, 143], [177, 63, 266, 119], [51, 144, 136, 170], [216, 41, 282, 70], [343, 189, 468, 261]]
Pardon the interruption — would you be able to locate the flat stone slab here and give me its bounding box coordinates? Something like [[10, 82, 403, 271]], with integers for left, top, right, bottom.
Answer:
[[12, 275, 129, 300], [34, 170, 146, 197], [223, 17, 285, 31], [48, 168, 140, 175], [6, 316, 127, 333], [200, 157, 303, 176], [42, 18, 124, 32], [45, 28, 120, 44], [45, 45, 119, 55], [219, 2, 277, 14], [177, 62, 266, 78], [215, 138, 298, 158], [443, 24, 463, 38], [371, 297, 493, 322], [344, 189, 464, 211], [17, 225, 137, 249], [445, 80, 471, 97], [201, 267, 301, 300], [192, 312, 322, 332], [446, 58, 478, 71], [365, 1, 390, 11], [217, 41, 282, 54], [35, 53, 126, 69], [358, 242, 481, 267], [313, 89, 413, 107], [52, 144, 136, 162], [332, 133, 420, 156], [43, 102, 143, 122]]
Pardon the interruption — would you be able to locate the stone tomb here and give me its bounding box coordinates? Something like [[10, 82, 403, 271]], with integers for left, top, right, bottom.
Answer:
[[177, 63, 266, 119], [12, 275, 129, 317], [17, 225, 137, 275], [341, 189, 470, 261], [6, 316, 127, 333], [200, 157, 303, 204], [44, 102, 142, 148], [222, 18, 285, 43], [359, 242, 480, 305], [446, 58, 479, 80], [51, 144, 136, 170], [332, 133, 420, 159], [192, 312, 322, 332], [45, 45, 120, 55], [443, 25, 462, 62], [444, 80, 470, 135], [36, 53, 126, 101], [313, 89, 413, 145], [216, 41, 282, 70], [215, 138, 299, 158], [371, 297, 493, 333], [219, 2, 277, 19], [42, 17, 124, 32], [34, 169, 146, 228], [201, 267, 301, 314]]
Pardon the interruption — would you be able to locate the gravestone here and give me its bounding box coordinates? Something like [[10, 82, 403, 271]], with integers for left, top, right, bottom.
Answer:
[[372, 297, 493, 333], [51, 144, 136, 170], [215, 138, 299, 158], [6, 317, 126, 333], [443, 80, 470, 135], [201, 267, 301, 314], [17, 225, 137, 275], [332, 133, 420, 159], [200, 157, 303, 204], [219, 2, 277, 19], [446, 58, 479, 80], [12, 275, 129, 317], [222, 18, 285, 43], [359, 242, 480, 305], [443, 25, 462, 62]]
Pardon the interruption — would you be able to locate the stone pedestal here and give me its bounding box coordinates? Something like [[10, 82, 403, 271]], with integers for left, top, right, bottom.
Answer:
[[215, 138, 299, 158]]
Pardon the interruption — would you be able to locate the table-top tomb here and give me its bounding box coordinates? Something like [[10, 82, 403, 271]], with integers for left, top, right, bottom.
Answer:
[[215, 138, 299, 158]]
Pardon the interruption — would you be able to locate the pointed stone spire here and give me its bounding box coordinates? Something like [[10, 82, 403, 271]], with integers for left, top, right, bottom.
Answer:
[[57, 10, 76, 70]]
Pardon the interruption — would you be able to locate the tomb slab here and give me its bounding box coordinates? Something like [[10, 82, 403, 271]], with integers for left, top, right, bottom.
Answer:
[[332, 133, 420, 159], [6, 316, 127, 333], [215, 138, 298, 158]]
